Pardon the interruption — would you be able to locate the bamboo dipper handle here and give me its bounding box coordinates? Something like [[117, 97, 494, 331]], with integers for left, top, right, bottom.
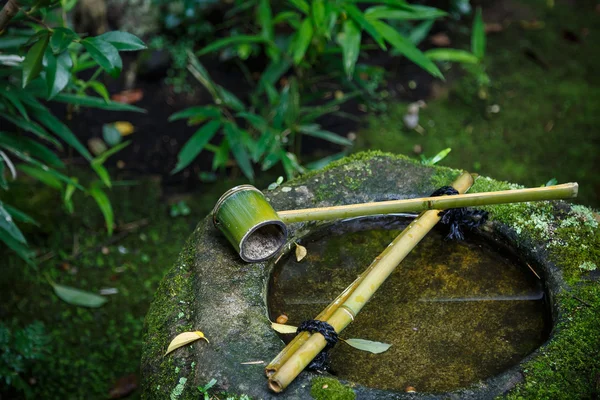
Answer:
[[277, 183, 578, 224]]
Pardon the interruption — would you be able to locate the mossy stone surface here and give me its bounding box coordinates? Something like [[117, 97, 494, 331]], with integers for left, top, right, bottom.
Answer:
[[141, 151, 600, 400]]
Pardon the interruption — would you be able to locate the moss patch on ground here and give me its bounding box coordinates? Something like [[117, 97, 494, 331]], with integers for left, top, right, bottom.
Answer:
[[310, 377, 356, 400], [358, 0, 600, 208]]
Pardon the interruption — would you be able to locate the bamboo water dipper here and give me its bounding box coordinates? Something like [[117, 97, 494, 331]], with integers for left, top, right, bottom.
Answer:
[[267, 171, 475, 392], [212, 181, 578, 262]]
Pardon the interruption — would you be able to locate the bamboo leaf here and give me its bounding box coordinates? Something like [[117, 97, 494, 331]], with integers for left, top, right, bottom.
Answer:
[[425, 49, 479, 64], [0, 114, 61, 148], [0, 131, 64, 169], [89, 185, 114, 235], [50, 282, 107, 307], [0, 227, 35, 265], [0, 201, 26, 244], [258, 0, 274, 40], [50, 27, 78, 53], [169, 106, 221, 122], [298, 124, 353, 146], [343, 4, 386, 50], [311, 0, 326, 34], [4, 204, 39, 226], [287, 0, 309, 14], [271, 323, 298, 334], [223, 122, 254, 181], [292, 19, 313, 65], [22, 32, 50, 87], [165, 331, 209, 356], [91, 141, 130, 166], [371, 20, 443, 79], [88, 81, 110, 102], [216, 86, 245, 112], [82, 37, 122, 78], [408, 19, 434, 45], [338, 20, 361, 79], [344, 338, 391, 354], [52, 94, 145, 112], [365, 5, 447, 20], [17, 164, 63, 190], [211, 140, 230, 171], [0, 88, 29, 121], [0, 158, 7, 190], [97, 31, 146, 51], [35, 109, 93, 160], [173, 120, 222, 174], [471, 7, 485, 59], [295, 243, 307, 261], [197, 36, 273, 57]]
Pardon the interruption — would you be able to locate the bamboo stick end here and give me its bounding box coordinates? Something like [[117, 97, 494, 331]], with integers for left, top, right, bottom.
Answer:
[[571, 183, 579, 198], [265, 367, 276, 378], [268, 380, 283, 393]]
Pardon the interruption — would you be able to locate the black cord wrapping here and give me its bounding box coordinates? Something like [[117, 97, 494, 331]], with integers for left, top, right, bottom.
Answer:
[[297, 320, 339, 371], [430, 186, 489, 240]]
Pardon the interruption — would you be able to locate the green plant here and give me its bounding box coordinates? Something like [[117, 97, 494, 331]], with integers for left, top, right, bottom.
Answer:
[[424, 7, 489, 91], [420, 147, 451, 165], [197, 378, 217, 400], [0, 0, 146, 263], [171, 0, 457, 180]]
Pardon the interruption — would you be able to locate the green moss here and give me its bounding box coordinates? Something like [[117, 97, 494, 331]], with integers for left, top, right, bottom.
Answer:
[[310, 377, 356, 400]]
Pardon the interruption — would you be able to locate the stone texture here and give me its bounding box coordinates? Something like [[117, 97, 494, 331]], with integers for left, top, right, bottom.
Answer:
[[140, 152, 583, 400]]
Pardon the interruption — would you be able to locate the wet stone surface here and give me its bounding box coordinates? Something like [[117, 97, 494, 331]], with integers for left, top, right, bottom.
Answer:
[[269, 216, 551, 392]]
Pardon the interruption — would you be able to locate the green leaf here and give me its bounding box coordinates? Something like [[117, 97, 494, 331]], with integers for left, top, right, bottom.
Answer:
[[211, 140, 230, 171], [0, 87, 30, 121], [34, 110, 93, 160], [169, 106, 221, 122], [0, 158, 7, 190], [365, 5, 447, 20], [298, 124, 353, 146], [471, 7, 485, 59], [408, 19, 434, 45], [52, 94, 145, 112], [292, 18, 314, 65], [97, 31, 146, 51], [187, 51, 219, 99], [223, 122, 254, 181], [92, 141, 130, 166], [89, 185, 114, 235], [371, 20, 443, 79], [338, 20, 361, 79], [50, 27, 78, 53], [4, 204, 39, 226], [311, 0, 326, 34], [0, 227, 35, 265], [425, 48, 479, 64], [257, 0, 274, 40], [216, 86, 245, 112], [50, 282, 107, 308], [63, 181, 77, 214], [196, 36, 273, 57], [545, 178, 558, 187], [0, 201, 26, 244], [46, 51, 71, 99], [287, 0, 309, 14], [0, 114, 60, 148], [91, 163, 111, 188], [81, 37, 122, 78], [258, 58, 292, 94], [172, 120, 222, 174], [343, 4, 386, 50], [344, 338, 391, 354], [273, 11, 301, 26], [261, 151, 281, 171], [305, 150, 348, 170], [236, 112, 268, 132], [17, 164, 64, 190], [88, 81, 110, 102], [22, 32, 50, 88], [0, 131, 64, 169], [422, 147, 451, 165]]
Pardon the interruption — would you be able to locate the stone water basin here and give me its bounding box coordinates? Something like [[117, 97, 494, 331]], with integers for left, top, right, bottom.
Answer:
[[268, 215, 551, 392]]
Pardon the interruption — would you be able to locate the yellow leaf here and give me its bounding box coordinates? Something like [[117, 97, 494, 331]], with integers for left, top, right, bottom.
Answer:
[[165, 331, 209, 356], [271, 322, 298, 334], [295, 243, 307, 262], [113, 121, 135, 136]]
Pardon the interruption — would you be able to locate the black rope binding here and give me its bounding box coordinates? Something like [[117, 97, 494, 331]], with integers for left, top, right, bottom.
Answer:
[[296, 320, 339, 371], [430, 186, 489, 240]]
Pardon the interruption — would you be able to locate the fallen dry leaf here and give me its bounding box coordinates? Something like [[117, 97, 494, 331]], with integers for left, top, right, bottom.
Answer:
[[295, 243, 307, 262], [429, 32, 451, 46], [165, 331, 209, 356], [113, 121, 135, 136], [111, 89, 144, 104], [485, 22, 504, 34], [271, 322, 298, 334], [108, 374, 138, 399]]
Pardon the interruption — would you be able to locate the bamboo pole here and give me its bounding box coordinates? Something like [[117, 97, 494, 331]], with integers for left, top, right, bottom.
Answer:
[[278, 183, 578, 224], [267, 171, 475, 392]]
